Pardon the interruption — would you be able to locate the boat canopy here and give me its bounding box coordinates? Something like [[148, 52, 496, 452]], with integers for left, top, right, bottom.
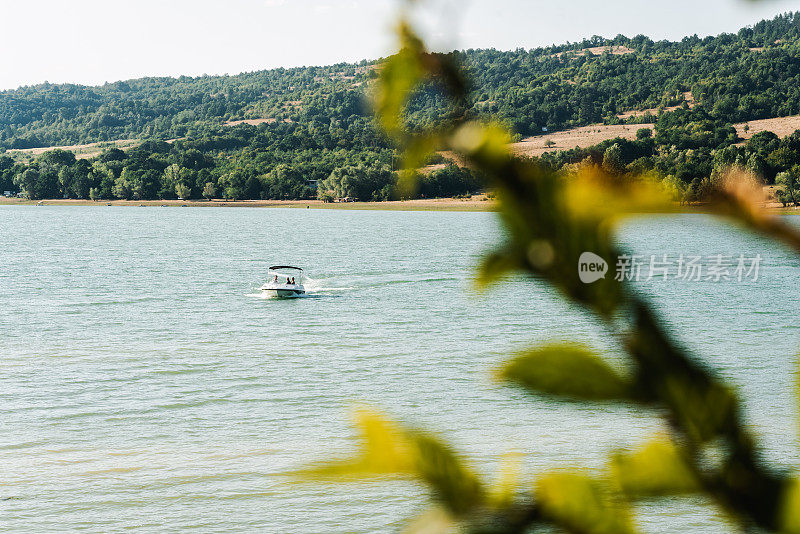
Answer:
[[269, 265, 303, 272]]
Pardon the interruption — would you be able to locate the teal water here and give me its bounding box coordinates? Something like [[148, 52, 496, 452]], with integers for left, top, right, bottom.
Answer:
[[1, 206, 799, 533]]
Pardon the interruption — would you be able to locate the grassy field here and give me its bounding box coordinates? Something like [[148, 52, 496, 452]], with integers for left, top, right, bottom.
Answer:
[[511, 111, 800, 158], [6, 139, 141, 160], [511, 123, 654, 157], [734, 114, 800, 140]]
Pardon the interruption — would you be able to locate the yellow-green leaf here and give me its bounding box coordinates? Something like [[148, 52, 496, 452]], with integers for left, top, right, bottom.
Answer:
[[536, 471, 636, 534], [404, 506, 455, 534], [487, 451, 523, 509], [409, 430, 485, 516], [562, 168, 677, 222], [295, 408, 414, 479], [498, 344, 633, 402], [610, 438, 700, 497], [705, 169, 800, 255], [449, 121, 512, 169], [376, 31, 425, 133], [397, 133, 445, 198], [474, 247, 523, 290], [779, 476, 800, 533], [295, 409, 485, 518], [375, 23, 426, 134]]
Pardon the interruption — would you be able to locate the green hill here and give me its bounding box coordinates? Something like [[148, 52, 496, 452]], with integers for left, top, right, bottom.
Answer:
[[3, 12, 800, 149], [2, 12, 800, 202]]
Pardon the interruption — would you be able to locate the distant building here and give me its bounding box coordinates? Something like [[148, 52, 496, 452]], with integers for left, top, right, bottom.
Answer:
[[542, 127, 549, 132]]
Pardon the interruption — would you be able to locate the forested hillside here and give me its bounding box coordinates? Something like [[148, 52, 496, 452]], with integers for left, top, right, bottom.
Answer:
[[3, 12, 800, 202]]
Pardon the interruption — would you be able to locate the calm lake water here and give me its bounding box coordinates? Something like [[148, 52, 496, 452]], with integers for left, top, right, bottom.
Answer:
[[1, 206, 799, 533]]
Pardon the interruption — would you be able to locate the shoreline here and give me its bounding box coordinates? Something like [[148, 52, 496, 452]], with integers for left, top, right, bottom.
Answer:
[[0, 196, 498, 212], [2, 197, 798, 214]]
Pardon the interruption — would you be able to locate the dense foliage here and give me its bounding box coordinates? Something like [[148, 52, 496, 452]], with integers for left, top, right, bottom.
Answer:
[[538, 118, 800, 199], [3, 12, 800, 201], [404, 12, 800, 135]]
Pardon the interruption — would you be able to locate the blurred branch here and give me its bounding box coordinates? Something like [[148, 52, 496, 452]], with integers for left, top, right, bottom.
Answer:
[[304, 8, 800, 534]]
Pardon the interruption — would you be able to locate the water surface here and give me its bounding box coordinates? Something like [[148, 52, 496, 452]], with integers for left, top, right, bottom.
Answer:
[[1, 207, 798, 532]]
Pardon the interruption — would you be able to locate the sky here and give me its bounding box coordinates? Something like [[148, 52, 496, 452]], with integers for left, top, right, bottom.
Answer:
[[1, 0, 798, 90]]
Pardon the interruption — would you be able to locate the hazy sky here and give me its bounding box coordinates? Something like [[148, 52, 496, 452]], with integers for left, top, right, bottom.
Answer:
[[1, 0, 798, 90]]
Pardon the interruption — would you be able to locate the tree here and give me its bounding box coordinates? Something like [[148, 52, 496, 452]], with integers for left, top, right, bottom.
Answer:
[[218, 170, 247, 200], [70, 159, 93, 199], [129, 169, 160, 200], [602, 143, 625, 175], [260, 164, 312, 199], [776, 168, 798, 206], [419, 163, 481, 198], [202, 182, 216, 200], [163, 164, 191, 199], [317, 165, 394, 201], [746, 153, 767, 180], [92, 163, 116, 199], [175, 182, 191, 200], [112, 168, 134, 200], [14, 168, 40, 199]]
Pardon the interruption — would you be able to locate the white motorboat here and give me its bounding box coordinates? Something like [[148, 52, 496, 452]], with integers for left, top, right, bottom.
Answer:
[[260, 266, 306, 298]]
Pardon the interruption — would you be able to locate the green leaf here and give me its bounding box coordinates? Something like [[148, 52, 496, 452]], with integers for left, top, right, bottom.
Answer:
[[499, 344, 633, 402], [611, 438, 700, 497], [474, 247, 523, 290], [562, 168, 677, 222], [449, 121, 512, 169], [536, 471, 636, 534], [397, 133, 445, 198], [294, 409, 414, 479], [486, 452, 523, 510], [779, 476, 800, 533], [295, 408, 485, 518], [375, 21, 429, 135], [409, 430, 485, 516], [476, 162, 627, 317]]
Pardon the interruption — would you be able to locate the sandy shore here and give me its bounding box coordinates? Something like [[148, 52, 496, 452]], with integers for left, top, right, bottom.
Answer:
[[3, 196, 798, 213], [0, 196, 498, 212]]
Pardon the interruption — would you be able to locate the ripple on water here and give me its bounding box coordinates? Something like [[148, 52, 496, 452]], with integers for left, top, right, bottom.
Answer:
[[1, 208, 799, 532]]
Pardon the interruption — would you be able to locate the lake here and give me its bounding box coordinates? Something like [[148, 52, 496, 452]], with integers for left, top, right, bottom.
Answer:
[[1, 206, 799, 533]]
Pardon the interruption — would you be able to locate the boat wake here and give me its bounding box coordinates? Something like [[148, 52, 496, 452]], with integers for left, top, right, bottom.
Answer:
[[247, 272, 460, 300], [247, 276, 355, 300], [300, 276, 356, 293]]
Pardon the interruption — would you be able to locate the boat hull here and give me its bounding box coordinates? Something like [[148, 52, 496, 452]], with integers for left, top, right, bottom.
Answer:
[[260, 285, 305, 298]]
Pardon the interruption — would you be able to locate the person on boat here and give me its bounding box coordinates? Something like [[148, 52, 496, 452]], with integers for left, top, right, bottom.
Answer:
[[290, 277, 296, 285], [273, 275, 278, 283]]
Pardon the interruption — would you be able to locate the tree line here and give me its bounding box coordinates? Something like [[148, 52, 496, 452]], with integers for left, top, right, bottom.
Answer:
[[0, 122, 483, 202]]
